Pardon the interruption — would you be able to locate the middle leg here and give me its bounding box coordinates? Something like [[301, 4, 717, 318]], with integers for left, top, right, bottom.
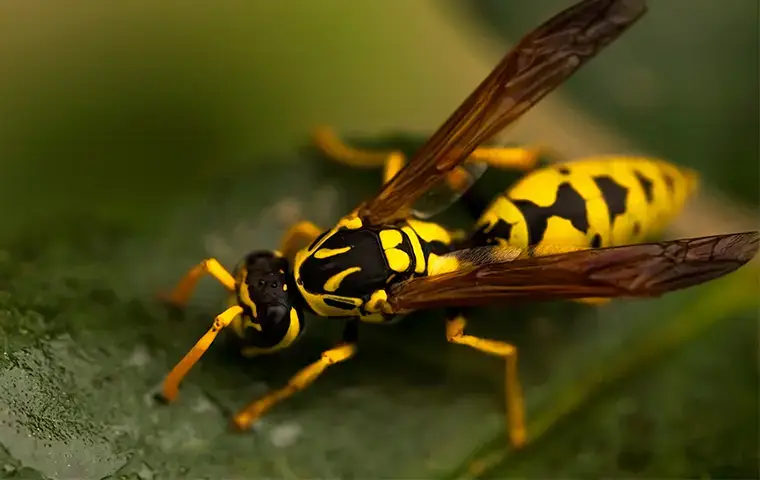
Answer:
[[446, 312, 526, 448], [231, 319, 360, 430]]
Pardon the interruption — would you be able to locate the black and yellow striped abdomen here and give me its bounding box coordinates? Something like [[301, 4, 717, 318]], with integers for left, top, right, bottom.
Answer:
[[293, 216, 457, 323], [471, 157, 699, 250]]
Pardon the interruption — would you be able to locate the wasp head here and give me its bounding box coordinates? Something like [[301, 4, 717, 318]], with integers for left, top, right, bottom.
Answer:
[[233, 250, 305, 352]]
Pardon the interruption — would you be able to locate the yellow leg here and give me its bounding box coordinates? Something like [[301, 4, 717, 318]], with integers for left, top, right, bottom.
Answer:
[[162, 258, 236, 307], [469, 145, 544, 172], [312, 125, 392, 168], [232, 340, 357, 430], [576, 297, 611, 306], [313, 125, 543, 173], [280, 220, 324, 263], [161, 305, 244, 402], [382, 151, 406, 184], [446, 315, 526, 448]]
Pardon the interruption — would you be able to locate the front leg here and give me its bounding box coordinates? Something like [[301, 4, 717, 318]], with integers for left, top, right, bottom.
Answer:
[[231, 319, 360, 430], [279, 220, 325, 264], [161, 258, 236, 307]]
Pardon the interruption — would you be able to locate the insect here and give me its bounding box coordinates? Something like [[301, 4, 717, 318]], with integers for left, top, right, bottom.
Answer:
[[311, 128, 701, 311], [158, 0, 759, 449]]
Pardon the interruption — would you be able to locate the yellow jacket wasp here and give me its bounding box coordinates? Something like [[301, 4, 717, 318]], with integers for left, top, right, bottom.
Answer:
[[158, 0, 759, 449]]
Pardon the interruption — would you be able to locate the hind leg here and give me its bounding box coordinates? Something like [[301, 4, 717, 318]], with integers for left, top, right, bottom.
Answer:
[[312, 125, 544, 179]]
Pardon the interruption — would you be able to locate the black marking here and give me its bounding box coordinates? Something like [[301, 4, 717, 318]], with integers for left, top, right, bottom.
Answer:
[[632, 221, 641, 237], [460, 187, 492, 221], [557, 166, 571, 175], [634, 170, 654, 203], [593, 175, 629, 223], [663, 173, 675, 193], [427, 240, 452, 255], [323, 297, 357, 311], [510, 183, 590, 246], [469, 219, 514, 247], [591, 234, 602, 248]]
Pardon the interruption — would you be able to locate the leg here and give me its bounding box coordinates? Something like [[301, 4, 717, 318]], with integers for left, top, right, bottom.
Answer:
[[313, 125, 407, 185], [280, 220, 324, 263], [162, 258, 236, 307], [161, 305, 244, 402], [446, 314, 526, 448], [232, 320, 359, 430], [312, 125, 393, 168], [469, 145, 545, 172], [313, 125, 545, 173]]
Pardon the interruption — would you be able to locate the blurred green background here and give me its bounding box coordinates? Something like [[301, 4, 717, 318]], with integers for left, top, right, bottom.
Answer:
[[0, 1, 757, 479]]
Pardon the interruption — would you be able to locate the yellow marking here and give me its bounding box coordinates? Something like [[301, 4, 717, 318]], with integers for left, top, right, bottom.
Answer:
[[365, 289, 388, 314], [584, 197, 612, 247], [308, 295, 363, 317], [509, 168, 563, 206], [324, 267, 361, 293], [314, 246, 351, 259], [385, 248, 410, 272], [241, 307, 302, 357], [427, 253, 463, 276], [283, 284, 288, 292], [237, 274, 259, 319], [337, 216, 363, 230], [406, 219, 454, 244], [379, 229, 403, 249], [273, 250, 283, 258], [401, 225, 426, 274], [541, 217, 588, 248], [229, 295, 264, 337]]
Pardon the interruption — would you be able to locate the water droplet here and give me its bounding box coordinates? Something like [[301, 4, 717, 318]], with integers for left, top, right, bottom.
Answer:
[[137, 462, 155, 480], [269, 421, 303, 448], [125, 344, 151, 369]]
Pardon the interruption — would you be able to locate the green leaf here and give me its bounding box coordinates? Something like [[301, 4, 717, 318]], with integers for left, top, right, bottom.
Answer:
[[0, 145, 757, 479]]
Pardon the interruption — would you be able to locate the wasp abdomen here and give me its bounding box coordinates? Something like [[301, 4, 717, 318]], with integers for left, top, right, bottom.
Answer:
[[472, 158, 698, 250]]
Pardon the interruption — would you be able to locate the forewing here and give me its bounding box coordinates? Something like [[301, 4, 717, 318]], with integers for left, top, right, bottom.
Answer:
[[387, 231, 759, 313], [359, 0, 648, 225]]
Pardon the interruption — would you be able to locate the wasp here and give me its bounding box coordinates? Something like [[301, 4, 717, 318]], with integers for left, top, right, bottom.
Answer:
[[158, 0, 758, 449]]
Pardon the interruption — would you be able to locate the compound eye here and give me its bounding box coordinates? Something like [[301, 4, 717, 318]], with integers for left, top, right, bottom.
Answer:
[[265, 305, 288, 324]]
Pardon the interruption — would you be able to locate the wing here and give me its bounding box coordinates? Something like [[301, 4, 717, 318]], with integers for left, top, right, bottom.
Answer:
[[358, 0, 648, 226], [386, 231, 759, 313]]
